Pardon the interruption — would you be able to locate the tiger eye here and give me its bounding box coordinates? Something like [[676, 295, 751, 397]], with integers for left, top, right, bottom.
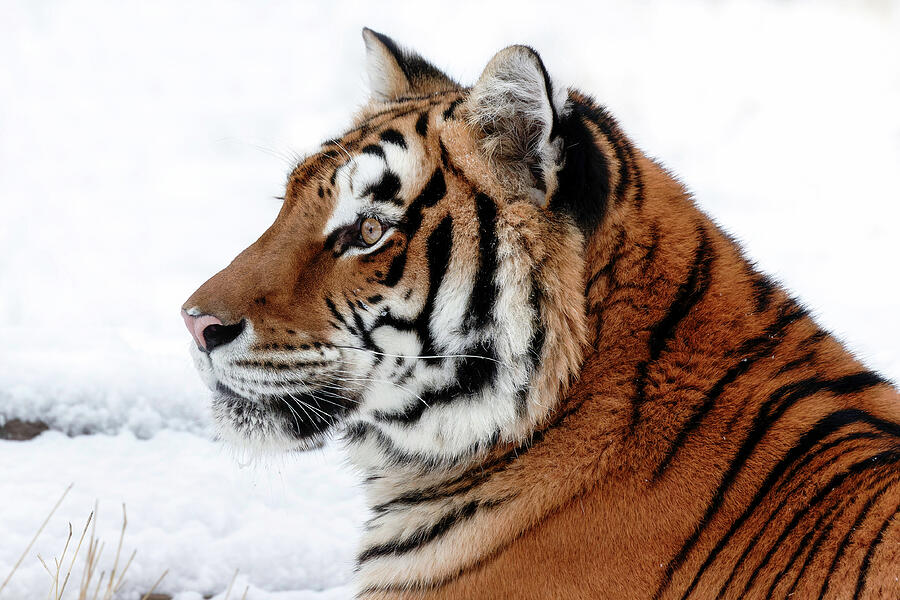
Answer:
[[360, 217, 384, 245]]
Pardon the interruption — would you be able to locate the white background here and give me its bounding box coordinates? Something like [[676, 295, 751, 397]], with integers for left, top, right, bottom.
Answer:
[[1, 1, 898, 598]]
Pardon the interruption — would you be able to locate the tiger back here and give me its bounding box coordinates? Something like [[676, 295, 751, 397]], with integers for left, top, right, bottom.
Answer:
[[182, 29, 900, 599]]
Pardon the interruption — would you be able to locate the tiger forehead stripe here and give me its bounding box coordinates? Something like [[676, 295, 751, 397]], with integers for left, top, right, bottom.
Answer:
[[321, 120, 422, 238], [335, 97, 447, 144]]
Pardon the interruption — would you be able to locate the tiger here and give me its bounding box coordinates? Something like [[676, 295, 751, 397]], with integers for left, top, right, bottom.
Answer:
[[181, 28, 900, 599]]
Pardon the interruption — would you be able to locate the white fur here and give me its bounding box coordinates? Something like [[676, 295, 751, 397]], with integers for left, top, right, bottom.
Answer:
[[323, 140, 416, 237], [362, 28, 404, 102], [467, 46, 568, 205]]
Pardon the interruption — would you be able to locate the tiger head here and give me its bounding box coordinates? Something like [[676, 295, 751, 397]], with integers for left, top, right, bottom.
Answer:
[[182, 30, 594, 469]]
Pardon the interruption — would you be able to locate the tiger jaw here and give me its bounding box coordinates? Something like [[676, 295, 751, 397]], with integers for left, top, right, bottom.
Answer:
[[187, 323, 365, 452]]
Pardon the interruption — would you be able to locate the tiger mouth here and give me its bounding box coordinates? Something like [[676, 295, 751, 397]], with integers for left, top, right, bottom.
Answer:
[[212, 381, 356, 444]]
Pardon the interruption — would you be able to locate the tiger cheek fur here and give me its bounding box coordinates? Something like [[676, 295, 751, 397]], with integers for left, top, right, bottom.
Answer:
[[183, 29, 900, 600]]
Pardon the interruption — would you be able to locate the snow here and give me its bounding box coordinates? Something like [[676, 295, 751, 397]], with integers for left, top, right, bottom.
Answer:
[[0, 431, 364, 599], [1, 0, 898, 598]]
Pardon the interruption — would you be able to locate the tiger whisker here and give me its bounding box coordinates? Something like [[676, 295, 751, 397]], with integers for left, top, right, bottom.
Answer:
[[315, 385, 363, 403], [322, 374, 430, 408], [331, 139, 354, 161], [217, 137, 300, 168], [287, 391, 332, 422], [285, 392, 316, 423], [277, 395, 306, 434], [307, 388, 359, 410], [334, 346, 516, 370], [313, 387, 362, 405], [289, 376, 333, 417]]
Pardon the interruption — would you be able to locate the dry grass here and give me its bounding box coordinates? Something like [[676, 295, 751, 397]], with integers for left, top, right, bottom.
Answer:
[[0, 483, 72, 597], [0, 485, 168, 600], [222, 568, 249, 600]]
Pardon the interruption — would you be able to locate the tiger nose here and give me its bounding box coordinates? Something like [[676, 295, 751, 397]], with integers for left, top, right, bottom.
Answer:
[[181, 310, 245, 352]]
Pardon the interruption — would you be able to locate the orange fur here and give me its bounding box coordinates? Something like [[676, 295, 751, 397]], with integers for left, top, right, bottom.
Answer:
[[184, 32, 900, 599]]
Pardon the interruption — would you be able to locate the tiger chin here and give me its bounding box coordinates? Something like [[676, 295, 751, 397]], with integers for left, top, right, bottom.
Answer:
[[183, 28, 900, 600]]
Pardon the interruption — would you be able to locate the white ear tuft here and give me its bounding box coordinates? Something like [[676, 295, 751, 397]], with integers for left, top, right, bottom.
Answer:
[[362, 28, 458, 102], [467, 45, 567, 205]]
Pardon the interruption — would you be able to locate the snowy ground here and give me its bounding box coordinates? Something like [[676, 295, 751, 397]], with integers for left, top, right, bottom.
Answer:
[[0, 433, 362, 599], [1, 0, 898, 598]]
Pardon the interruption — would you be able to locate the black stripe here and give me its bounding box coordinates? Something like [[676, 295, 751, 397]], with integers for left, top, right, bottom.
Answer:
[[662, 405, 894, 600], [784, 495, 853, 598], [728, 447, 897, 598], [777, 478, 873, 597], [361, 144, 385, 158], [551, 99, 612, 233], [737, 432, 883, 597], [373, 194, 507, 424], [644, 228, 713, 360], [735, 302, 809, 355], [358, 499, 498, 564], [345, 295, 380, 364], [638, 222, 661, 268], [344, 420, 501, 470], [372, 364, 593, 510], [584, 225, 626, 297], [802, 329, 829, 348], [653, 301, 806, 480], [362, 171, 402, 205], [576, 97, 632, 204], [404, 168, 447, 232], [525, 277, 546, 380], [620, 138, 643, 207], [415, 111, 429, 137], [854, 497, 900, 598], [380, 128, 407, 148], [609, 130, 632, 204], [374, 407, 560, 511], [632, 228, 714, 429], [381, 249, 408, 288], [372, 215, 454, 353], [442, 98, 463, 120], [324, 296, 347, 328], [775, 351, 817, 376], [376, 347, 501, 424], [750, 272, 778, 313], [778, 472, 899, 599], [380, 169, 446, 287], [416, 215, 453, 358], [323, 228, 342, 253], [465, 193, 499, 331], [339, 105, 422, 139], [439, 139, 463, 177], [816, 458, 900, 599]]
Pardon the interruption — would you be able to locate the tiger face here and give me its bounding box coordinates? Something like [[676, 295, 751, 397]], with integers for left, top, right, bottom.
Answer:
[[182, 30, 587, 467]]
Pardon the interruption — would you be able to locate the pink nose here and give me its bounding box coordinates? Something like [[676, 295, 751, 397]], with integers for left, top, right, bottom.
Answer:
[[181, 310, 223, 351]]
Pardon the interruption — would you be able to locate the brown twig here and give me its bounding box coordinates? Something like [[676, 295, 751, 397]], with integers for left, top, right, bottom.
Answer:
[[138, 570, 168, 600]]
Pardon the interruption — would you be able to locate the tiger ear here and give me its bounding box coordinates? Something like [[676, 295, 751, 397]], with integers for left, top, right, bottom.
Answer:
[[467, 45, 567, 206], [362, 28, 458, 102]]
